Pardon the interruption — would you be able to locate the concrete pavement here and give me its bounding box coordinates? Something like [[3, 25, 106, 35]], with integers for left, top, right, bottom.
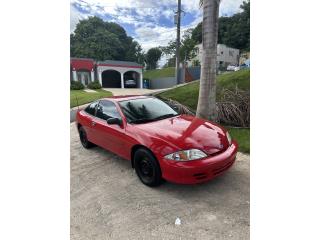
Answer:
[[70, 123, 250, 240]]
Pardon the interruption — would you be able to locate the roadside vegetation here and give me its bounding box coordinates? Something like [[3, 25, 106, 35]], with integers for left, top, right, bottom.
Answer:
[[70, 89, 112, 108], [143, 67, 175, 79], [158, 69, 250, 109], [226, 128, 250, 153]]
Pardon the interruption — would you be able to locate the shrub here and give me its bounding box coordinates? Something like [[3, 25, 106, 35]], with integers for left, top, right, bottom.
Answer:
[[70, 81, 84, 90], [87, 81, 102, 89]]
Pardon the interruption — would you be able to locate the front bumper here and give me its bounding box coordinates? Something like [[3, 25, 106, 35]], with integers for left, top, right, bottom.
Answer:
[[159, 141, 238, 184]]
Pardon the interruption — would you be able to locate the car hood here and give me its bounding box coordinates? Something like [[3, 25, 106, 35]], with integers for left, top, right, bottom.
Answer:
[[135, 115, 229, 155]]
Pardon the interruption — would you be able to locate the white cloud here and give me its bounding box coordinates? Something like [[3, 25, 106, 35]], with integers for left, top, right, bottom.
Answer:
[[220, 0, 244, 16], [70, 5, 84, 32]]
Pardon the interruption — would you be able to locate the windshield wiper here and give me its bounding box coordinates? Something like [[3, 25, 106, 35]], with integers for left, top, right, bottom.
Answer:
[[152, 113, 178, 121], [129, 114, 178, 124], [129, 118, 154, 124]]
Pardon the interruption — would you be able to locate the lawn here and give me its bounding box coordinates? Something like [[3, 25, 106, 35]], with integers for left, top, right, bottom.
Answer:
[[227, 127, 250, 153], [143, 67, 175, 79], [70, 89, 113, 108], [158, 69, 250, 110]]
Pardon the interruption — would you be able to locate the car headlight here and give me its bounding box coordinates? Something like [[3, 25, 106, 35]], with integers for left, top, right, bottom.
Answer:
[[226, 131, 232, 145], [164, 149, 207, 161]]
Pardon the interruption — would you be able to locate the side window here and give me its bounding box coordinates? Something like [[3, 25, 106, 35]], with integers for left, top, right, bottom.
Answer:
[[96, 100, 121, 121], [84, 101, 98, 116]]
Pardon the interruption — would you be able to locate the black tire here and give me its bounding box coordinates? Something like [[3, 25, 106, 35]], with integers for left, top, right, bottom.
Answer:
[[79, 126, 95, 149], [134, 148, 163, 187]]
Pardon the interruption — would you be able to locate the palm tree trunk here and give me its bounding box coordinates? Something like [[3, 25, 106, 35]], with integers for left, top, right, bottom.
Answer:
[[196, 0, 220, 121]]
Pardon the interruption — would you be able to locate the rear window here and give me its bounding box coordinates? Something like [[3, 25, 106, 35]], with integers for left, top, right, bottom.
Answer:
[[84, 101, 98, 116]]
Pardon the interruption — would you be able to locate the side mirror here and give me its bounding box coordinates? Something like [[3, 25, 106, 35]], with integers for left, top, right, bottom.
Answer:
[[107, 117, 122, 126]]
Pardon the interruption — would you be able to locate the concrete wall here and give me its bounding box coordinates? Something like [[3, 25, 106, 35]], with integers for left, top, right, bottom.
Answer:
[[149, 77, 177, 89], [187, 66, 201, 80]]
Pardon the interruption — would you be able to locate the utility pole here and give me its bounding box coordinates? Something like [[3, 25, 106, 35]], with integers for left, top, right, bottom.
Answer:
[[175, 0, 182, 84]]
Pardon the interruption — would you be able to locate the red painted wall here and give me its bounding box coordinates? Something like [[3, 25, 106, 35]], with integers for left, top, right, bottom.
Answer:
[[71, 59, 94, 71]]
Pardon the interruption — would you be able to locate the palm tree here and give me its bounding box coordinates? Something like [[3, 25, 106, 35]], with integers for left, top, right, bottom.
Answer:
[[196, 0, 220, 121]]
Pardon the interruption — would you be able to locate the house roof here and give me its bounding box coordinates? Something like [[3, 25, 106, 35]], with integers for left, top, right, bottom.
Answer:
[[70, 58, 144, 69], [97, 60, 143, 68], [70, 58, 95, 71]]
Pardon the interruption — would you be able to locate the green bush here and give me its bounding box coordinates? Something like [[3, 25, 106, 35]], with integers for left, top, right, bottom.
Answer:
[[87, 81, 102, 89], [70, 81, 84, 90]]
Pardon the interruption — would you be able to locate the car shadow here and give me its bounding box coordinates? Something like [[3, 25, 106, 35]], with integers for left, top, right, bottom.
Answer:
[[87, 145, 248, 198]]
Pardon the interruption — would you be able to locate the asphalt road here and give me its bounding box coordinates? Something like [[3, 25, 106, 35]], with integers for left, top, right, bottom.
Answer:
[[70, 123, 250, 240]]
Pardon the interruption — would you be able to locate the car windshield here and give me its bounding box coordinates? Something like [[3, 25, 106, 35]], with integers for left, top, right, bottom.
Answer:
[[118, 97, 179, 124]]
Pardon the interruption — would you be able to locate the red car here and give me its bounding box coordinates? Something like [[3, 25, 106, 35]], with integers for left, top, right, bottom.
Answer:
[[76, 96, 238, 186]]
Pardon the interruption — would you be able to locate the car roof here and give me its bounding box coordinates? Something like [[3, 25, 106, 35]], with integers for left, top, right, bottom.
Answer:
[[101, 95, 151, 102]]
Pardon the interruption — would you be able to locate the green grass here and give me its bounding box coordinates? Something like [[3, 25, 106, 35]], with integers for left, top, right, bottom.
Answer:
[[143, 67, 175, 79], [158, 69, 250, 110], [227, 128, 250, 153], [70, 89, 113, 108]]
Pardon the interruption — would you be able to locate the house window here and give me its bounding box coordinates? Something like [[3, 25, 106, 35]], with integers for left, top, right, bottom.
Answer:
[[229, 51, 233, 57], [221, 51, 223, 55]]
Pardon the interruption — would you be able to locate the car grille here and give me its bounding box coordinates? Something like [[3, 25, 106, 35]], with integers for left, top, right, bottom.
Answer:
[[192, 157, 236, 181]]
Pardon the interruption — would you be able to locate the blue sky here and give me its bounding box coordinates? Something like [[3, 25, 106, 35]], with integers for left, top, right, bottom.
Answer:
[[70, 0, 245, 65]]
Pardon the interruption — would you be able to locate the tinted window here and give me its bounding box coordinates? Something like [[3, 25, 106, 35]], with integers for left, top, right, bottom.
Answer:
[[96, 100, 121, 121], [84, 101, 98, 116], [119, 97, 178, 124]]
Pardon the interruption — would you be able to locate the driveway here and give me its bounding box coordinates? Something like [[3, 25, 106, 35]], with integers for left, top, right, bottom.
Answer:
[[103, 88, 168, 96], [70, 123, 250, 240]]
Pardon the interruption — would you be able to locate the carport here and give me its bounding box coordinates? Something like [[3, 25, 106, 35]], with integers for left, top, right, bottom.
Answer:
[[97, 60, 143, 89], [102, 70, 121, 88]]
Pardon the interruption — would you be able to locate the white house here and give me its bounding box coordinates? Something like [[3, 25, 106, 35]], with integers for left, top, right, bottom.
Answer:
[[71, 58, 144, 88], [188, 43, 240, 68]]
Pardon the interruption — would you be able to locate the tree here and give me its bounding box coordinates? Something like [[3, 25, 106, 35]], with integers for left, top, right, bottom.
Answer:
[[196, 0, 220, 121], [192, 1, 250, 51], [70, 16, 144, 64], [161, 30, 197, 60], [180, 29, 198, 61], [145, 48, 162, 70], [163, 57, 176, 68]]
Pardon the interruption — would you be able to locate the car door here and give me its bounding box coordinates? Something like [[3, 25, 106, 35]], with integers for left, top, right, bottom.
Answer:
[[81, 101, 99, 144], [92, 100, 127, 158]]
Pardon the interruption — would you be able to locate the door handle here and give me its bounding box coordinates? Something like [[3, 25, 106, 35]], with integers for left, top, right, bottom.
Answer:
[[91, 121, 96, 126]]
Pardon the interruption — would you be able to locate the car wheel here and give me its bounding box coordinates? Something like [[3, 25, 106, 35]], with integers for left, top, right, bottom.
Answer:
[[79, 126, 95, 149], [134, 148, 163, 187]]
